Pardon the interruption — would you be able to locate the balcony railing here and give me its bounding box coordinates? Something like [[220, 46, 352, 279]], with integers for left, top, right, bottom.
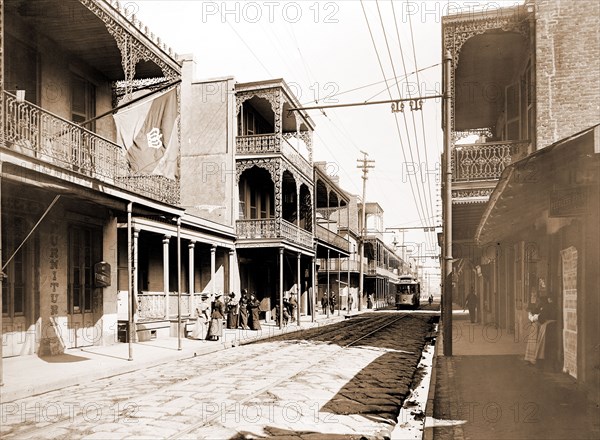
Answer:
[[317, 258, 364, 272], [1, 91, 179, 204], [236, 132, 312, 177], [451, 140, 529, 182], [315, 224, 350, 252], [236, 218, 313, 249]]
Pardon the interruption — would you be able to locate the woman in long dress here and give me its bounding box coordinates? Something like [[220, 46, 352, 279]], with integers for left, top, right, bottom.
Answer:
[[207, 293, 224, 341], [226, 292, 239, 329], [191, 295, 210, 340], [248, 293, 262, 331], [238, 291, 250, 330]]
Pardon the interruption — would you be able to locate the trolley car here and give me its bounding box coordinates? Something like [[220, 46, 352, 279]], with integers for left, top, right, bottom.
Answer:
[[395, 275, 420, 310]]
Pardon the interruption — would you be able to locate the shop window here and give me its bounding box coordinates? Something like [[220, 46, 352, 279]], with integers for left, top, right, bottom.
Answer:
[[68, 226, 101, 314], [1, 215, 28, 317]]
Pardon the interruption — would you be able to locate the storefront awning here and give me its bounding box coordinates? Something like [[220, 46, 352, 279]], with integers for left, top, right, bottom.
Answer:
[[475, 125, 599, 244]]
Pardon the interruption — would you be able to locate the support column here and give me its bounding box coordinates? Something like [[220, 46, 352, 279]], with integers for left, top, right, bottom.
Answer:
[[347, 257, 351, 311], [127, 203, 133, 361], [163, 235, 170, 319], [279, 247, 284, 329], [311, 256, 316, 323], [326, 248, 330, 318], [229, 248, 235, 294], [177, 218, 182, 351], [210, 245, 216, 297], [337, 252, 341, 316], [132, 228, 140, 343], [297, 252, 301, 325], [188, 241, 195, 313]]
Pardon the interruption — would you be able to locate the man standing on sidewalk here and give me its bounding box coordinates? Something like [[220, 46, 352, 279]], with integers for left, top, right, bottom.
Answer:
[[464, 289, 478, 323]]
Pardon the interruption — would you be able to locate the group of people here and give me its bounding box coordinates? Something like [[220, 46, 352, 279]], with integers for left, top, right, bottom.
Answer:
[[274, 294, 298, 326], [524, 289, 557, 365], [190, 289, 262, 341], [320, 295, 337, 314]]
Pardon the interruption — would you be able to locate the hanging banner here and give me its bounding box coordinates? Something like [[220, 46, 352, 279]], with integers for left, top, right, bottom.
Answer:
[[561, 246, 577, 379]]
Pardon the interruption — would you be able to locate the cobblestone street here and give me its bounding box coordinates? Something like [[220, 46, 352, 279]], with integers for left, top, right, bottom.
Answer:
[[1, 313, 435, 439]]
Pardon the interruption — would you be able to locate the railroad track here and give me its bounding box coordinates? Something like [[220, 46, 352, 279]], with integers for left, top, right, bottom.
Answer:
[[3, 312, 429, 439]]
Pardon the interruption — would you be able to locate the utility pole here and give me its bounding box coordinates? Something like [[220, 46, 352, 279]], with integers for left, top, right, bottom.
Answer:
[[442, 50, 453, 356], [357, 151, 375, 312]]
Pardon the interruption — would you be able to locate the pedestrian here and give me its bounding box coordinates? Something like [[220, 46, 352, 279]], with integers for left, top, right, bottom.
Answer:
[[348, 294, 354, 311], [288, 293, 298, 322], [367, 293, 373, 309], [207, 292, 224, 340], [329, 295, 336, 314], [428, 294, 433, 305], [238, 289, 250, 329], [464, 289, 478, 323], [248, 292, 262, 330], [321, 295, 327, 314], [226, 292, 239, 329], [190, 294, 210, 340]]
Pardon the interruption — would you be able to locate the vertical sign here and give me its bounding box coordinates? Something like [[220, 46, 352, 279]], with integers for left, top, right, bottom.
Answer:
[[561, 246, 577, 379]]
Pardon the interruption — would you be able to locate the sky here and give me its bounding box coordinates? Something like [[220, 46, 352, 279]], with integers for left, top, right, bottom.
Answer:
[[127, 0, 524, 290]]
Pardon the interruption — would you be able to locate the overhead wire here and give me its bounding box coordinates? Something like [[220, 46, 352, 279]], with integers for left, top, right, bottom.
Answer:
[[405, 5, 440, 250], [371, 0, 432, 241], [389, 1, 437, 250], [359, 0, 428, 239]]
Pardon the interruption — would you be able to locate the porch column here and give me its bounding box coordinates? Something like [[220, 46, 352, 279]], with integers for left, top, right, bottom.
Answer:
[[210, 245, 216, 297], [163, 235, 170, 318], [188, 241, 195, 313], [279, 247, 284, 329], [311, 256, 316, 322], [347, 257, 351, 311], [229, 249, 235, 294], [326, 248, 330, 318], [1, 161, 4, 384], [337, 251, 341, 316], [296, 252, 301, 325], [127, 203, 133, 361], [132, 228, 140, 342]]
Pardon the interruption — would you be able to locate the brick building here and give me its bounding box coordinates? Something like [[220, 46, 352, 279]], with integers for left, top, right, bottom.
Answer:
[[443, 0, 599, 399]]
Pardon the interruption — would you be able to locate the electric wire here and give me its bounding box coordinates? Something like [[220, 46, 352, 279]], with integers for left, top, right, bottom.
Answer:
[[359, 0, 428, 241]]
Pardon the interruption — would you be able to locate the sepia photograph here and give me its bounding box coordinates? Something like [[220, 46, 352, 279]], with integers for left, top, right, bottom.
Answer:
[[0, 0, 598, 438]]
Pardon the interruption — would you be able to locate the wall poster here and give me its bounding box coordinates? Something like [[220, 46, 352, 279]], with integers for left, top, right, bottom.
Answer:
[[561, 246, 578, 379]]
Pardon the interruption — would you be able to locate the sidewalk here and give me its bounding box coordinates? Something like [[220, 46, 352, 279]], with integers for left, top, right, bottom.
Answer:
[[0, 311, 351, 403], [425, 309, 600, 439]]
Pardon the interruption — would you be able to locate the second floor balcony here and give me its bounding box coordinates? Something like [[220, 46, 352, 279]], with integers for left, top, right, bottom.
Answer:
[[236, 218, 313, 250], [452, 140, 530, 183], [1, 91, 179, 204], [315, 224, 350, 253]]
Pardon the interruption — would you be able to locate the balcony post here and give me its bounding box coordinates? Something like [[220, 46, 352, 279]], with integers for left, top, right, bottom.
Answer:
[[347, 257, 351, 312], [311, 256, 316, 322], [163, 235, 171, 319], [443, 49, 454, 356], [337, 251, 341, 316], [127, 203, 133, 361], [188, 241, 195, 315], [326, 248, 330, 318], [296, 252, 301, 325], [211, 245, 216, 298], [177, 217, 182, 351], [132, 227, 140, 343], [1, 161, 4, 383], [279, 247, 284, 330]]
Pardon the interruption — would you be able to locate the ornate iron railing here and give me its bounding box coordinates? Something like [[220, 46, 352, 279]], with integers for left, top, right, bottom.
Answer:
[[236, 133, 281, 155], [317, 258, 364, 272], [281, 219, 313, 248], [236, 218, 279, 240], [281, 136, 313, 178], [315, 224, 350, 252], [1, 91, 179, 204], [451, 140, 529, 182], [236, 218, 313, 248]]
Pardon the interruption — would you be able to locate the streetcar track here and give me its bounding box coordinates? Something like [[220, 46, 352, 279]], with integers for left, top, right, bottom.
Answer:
[[168, 313, 411, 439], [2, 313, 417, 439]]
